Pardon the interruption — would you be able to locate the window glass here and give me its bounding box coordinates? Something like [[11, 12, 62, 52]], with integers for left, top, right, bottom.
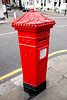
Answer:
[[37, 0, 39, 3], [63, 0, 67, 3], [48, 0, 51, 3], [48, 0, 52, 3]]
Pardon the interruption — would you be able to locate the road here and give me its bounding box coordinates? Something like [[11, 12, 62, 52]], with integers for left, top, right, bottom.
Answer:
[[0, 11, 67, 83]]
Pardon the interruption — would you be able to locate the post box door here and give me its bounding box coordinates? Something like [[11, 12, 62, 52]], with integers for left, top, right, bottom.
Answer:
[[19, 45, 29, 83], [19, 45, 36, 86]]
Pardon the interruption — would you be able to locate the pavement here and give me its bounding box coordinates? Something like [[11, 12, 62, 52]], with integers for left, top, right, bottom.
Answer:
[[0, 54, 67, 100], [39, 11, 67, 17], [0, 17, 14, 24]]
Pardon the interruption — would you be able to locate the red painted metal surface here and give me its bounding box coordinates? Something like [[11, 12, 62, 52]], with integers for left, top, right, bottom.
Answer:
[[11, 9, 56, 87]]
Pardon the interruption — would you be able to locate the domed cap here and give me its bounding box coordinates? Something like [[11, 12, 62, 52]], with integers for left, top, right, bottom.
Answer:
[[11, 9, 56, 30]]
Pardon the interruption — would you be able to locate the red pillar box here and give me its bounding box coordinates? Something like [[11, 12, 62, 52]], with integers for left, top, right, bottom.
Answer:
[[11, 9, 56, 95]]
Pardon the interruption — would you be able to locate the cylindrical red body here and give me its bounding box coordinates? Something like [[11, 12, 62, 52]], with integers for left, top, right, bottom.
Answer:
[[11, 9, 56, 94]]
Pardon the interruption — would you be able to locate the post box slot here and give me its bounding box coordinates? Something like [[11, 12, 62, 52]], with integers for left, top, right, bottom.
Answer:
[[39, 38, 47, 42]]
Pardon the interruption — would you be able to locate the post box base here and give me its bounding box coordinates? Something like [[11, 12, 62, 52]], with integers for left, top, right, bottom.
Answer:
[[23, 81, 46, 95]]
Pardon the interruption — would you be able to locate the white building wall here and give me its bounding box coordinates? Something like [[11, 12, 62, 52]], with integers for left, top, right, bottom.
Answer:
[[21, 0, 33, 8], [33, 0, 41, 10], [10, 0, 67, 13], [0, 0, 5, 18], [45, 0, 67, 13]]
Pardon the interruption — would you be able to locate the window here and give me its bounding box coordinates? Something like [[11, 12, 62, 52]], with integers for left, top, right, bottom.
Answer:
[[27, 2, 28, 5], [37, 0, 39, 3], [63, 0, 67, 3], [48, 0, 51, 3], [12, 0, 15, 3], [54, 2, 57, 6]]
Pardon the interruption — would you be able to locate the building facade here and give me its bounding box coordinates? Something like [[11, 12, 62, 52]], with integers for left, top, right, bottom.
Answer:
[[43, 0, 67, 13], [33, 0, 67, 13], [2, 0, 67, 13], [21, 0, 67, 13]]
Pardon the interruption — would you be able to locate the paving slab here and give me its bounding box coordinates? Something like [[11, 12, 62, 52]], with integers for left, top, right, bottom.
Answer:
[[61, 54, 67, 62], [47, 56, 63, 68], [0, 86, 29, 100], [0, 81, 15, 96], [51, 61, 67, 75], [64, 72, 67, 79], [52, 78, 67, 100], [47, 67, 62, 87], [31, 87, 63, 100]]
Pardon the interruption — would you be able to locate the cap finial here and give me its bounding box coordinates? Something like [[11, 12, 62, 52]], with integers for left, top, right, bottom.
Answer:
[[29, 9, 35, 12]]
